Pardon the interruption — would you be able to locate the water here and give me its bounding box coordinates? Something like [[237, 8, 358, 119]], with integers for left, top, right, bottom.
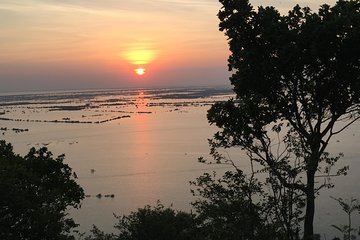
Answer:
[[1, 87, 359, 238]]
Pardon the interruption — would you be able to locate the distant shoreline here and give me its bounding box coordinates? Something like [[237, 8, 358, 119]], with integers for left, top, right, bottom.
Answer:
[[0, 85, 232, 97]]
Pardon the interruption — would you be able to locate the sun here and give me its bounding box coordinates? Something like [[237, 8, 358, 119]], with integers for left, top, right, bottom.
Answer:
[[120, 41, 158, 77], [135, 68, 146, 76]]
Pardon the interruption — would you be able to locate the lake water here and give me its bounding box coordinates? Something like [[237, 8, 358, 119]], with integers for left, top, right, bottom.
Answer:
[[0, 87, 359, 238]]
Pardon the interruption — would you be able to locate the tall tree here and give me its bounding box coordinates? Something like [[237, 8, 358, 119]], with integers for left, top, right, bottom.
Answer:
[[0, 140, 84, 240], [210, 0, 360, 239]]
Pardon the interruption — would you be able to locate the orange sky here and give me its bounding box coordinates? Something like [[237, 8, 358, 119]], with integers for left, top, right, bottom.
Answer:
[[0, 0, 336, 92]]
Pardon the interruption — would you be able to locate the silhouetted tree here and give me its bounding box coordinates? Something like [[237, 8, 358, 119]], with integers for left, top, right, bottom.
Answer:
[[0, 140, 84, 240], [209, 0, 360, 239], [85, 202, 202, 240], [191, 169, 294, 240], [116, 203, 201, 240], [331, 196, 360, 240]]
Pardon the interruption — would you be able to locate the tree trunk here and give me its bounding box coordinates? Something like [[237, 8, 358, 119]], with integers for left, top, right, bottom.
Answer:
[[303, 170, 316, 240]]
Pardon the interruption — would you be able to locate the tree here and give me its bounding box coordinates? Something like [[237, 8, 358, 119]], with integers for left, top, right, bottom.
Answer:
[[0, 140, 84, 240], [331, 196, 360, 240], [191, 169, 297, 240], [209, 0, 360, 239], [85, 202, 202, 240], [114, 202, 201, 240]]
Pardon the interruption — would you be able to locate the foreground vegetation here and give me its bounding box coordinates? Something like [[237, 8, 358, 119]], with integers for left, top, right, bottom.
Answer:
[[0, 140, 84, 240], [1, 140, 359, 240]]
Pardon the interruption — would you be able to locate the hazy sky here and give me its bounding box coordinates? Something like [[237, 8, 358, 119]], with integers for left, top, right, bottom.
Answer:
[[0, 0, 336, 92]]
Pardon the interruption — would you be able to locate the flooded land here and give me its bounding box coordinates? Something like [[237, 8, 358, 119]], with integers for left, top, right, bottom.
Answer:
[[1, 87, 359, 235]]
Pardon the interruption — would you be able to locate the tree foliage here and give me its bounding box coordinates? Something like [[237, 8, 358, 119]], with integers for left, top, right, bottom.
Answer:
[[209, 0, 360, 239], [0, 140, 84, 240], [85, 202, 202, 240], [331, 196, 360, 240], [191, 169, 296, 240], [116, 203, 200, 240]]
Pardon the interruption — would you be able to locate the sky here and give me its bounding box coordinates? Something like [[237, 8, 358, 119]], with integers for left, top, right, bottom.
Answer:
[[0, 0, 336, 93]]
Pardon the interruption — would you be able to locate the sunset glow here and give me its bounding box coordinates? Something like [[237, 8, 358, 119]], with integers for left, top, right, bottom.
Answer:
[[0, 0, 336, 92], [122, 42, 157, 77], [135, 68, 146, 76], [123, 48, 157, 65]]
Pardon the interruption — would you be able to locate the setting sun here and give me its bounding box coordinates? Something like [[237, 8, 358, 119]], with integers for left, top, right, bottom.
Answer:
[[135, 68, 146, 76], [121, 42, 157, 77]]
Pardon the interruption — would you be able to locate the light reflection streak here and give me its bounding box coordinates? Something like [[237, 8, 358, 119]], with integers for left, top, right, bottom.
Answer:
[[129, 90, 156, 196]]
